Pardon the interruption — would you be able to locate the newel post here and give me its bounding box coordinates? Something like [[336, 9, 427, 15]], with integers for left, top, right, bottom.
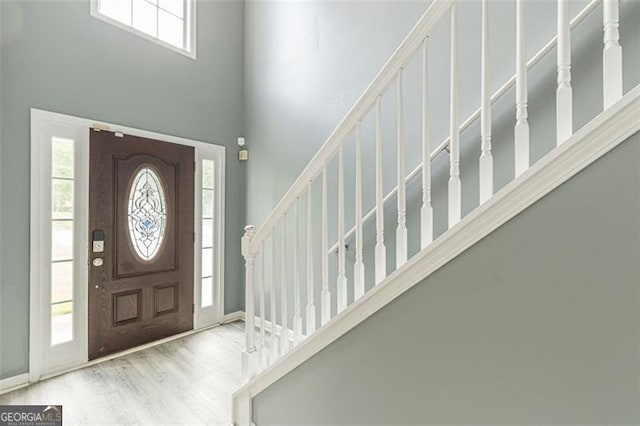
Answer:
[[241, 225, 258, 383]]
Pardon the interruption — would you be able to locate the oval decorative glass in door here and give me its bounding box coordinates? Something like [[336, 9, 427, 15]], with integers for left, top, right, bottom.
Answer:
[[127, 166, 167, 261]]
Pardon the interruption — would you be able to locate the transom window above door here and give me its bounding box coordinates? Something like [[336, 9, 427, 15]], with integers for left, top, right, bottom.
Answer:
[[91, 0, 196, 58]]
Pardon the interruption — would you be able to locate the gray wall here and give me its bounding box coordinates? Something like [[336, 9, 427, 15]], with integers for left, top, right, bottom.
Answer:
[[0, 0, 3, 381], [244, 0, 431, 226], [243, 0, 433, 322], [253, 134, 640, 425], [243, 0, 640, 327], [0, 0, 245, 380]]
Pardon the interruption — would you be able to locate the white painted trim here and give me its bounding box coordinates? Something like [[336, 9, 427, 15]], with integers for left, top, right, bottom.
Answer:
[[43, 122, 89, 376], [29, 116, 43, 383], [194, 145, 227, 330], [30, 108, 226, 383], [29, 109, 226, 158], [232, 85, 640, 423], [224, 311, 246, 324], [30, 118, 90, 382], [0, 374, 29, 396], [232, 387, 252, 426], [89, 0, 197, 60]]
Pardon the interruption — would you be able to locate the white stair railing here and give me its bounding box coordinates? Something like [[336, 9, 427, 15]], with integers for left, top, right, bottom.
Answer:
[[515, 0, 530, 177], [374, 96, 386, 285], [421, 37, 434, 248], [240, 0, 625, 383], [448, 3, 461, 228], [557, 0, 573, 145], [603, 0, 623, 108], [327, 0, 601, 255], [479, 0, 493, 205]]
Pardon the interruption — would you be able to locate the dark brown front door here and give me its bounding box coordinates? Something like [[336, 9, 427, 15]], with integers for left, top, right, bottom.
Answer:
[[88, 130, 194, 360]]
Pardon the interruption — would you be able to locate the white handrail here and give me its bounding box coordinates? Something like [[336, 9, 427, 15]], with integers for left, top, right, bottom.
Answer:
[[234, 86, 640, 423], [246, 0, 455, 254], [327, 0, 600, 254], [238, 0, 625, 402]]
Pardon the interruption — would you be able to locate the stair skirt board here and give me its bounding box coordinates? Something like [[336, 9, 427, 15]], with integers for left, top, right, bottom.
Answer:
[[231, 86, 640, 426]]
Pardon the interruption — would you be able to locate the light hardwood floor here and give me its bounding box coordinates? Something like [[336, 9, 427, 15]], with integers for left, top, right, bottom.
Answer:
[[0, 322, 244, 425]]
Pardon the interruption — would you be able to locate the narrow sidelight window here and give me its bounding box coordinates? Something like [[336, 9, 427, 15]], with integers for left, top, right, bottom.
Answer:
[[51, 137, 75, 345], [201, 159, 215, 308]]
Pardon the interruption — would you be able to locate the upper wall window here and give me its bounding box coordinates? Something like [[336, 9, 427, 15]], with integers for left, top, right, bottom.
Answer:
[[90, 0, 196, 59]]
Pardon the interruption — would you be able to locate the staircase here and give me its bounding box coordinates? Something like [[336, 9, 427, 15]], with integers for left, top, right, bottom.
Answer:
[[233, 0, 639, 423]]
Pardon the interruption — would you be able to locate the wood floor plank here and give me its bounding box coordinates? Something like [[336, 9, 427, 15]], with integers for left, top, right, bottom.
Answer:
[[0, 322, 244, 425]]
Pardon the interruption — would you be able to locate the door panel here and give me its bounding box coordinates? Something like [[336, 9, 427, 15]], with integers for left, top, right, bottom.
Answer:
[[88, 130, 194, 360]]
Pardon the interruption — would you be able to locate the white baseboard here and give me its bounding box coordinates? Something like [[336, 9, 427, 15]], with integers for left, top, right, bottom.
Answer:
[[224, 311, 246, 323], [0, 373, 29, 395]]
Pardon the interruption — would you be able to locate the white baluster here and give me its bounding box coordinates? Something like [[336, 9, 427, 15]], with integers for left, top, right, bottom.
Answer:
[[374, 96, 387, 284], [557, 0, 573, 145], [306, 185, 317, 335], [337, 146, 347, 314], [396, 69, 408, 267], [280, 216, 290, 355], [321, 167, 331, 325], [269, 232, 279, 363], [241, 225, 258, 382], [479, 0, 493, 204], [421, 37, 433, 249], [603, 0, 623, 109], [448, 3, 461, 228], [515, 0, 530, 176], [259, 243, 267, 370], [354, 123, 365, 301], [293, 199, 303, 345]]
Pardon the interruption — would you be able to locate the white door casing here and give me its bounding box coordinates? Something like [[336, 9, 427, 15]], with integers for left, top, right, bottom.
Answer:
[[30, 108, 226, 381]]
